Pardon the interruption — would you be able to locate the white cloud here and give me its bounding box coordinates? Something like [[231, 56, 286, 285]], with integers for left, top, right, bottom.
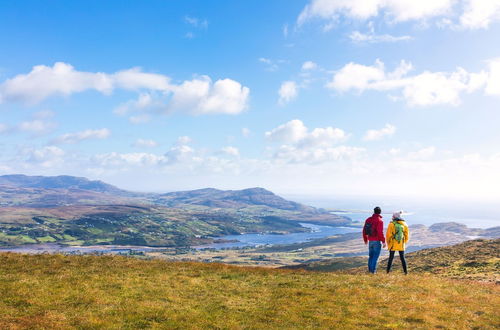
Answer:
[[0, 63, 170, 105], [349, 31, 412, 43], [265, 119, 308, 143], [298, 0, 453, 24], [364, 124, 396, 141], [0, 63, 250, 116], [278, 81, 298, 105], [169, 76, 249, 115], [302, 61, 318, 71], [327, 59, 388, 92], [460, 0, 500, 29], [298, 0, 500, 30], [133, 138, 158, 148], [265, 119, 351, 164], [273, 144, 364, 164], [93, 152, 166, 167], [25, 146, 65, 167], [5, 139, 500, 202], [18, 119, 57, 136], [164, 145, 195, 164], [298, 126, 348, 147], [221, 146, 240, 156], [112, 68, 170, 91], [0, 62, 112, 104], [327, 59, 495, 106], [52, 128, 110, 144], [114, 93, 161, 116]]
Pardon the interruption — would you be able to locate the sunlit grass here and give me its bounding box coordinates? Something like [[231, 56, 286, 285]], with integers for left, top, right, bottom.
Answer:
[[0, 253, 498, 329]]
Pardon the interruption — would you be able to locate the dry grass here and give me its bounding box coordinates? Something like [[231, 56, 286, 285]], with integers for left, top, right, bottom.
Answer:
[[0, 253, 498, 329]]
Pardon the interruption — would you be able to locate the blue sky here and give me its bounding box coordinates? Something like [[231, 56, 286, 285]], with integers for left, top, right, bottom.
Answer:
[[1, 0, 500, 202]]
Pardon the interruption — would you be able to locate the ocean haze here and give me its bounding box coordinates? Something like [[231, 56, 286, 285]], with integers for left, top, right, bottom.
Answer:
[[285, 194, 500, 229]]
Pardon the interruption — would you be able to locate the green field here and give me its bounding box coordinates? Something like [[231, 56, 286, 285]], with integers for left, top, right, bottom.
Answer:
[[0, 253, 498, 329]]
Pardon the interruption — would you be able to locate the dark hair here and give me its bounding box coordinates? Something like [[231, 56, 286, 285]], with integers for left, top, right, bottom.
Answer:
[[374, 206, 381, 214]]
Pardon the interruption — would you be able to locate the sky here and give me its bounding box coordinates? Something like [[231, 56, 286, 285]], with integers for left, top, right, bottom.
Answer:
[[1, 0, 500, 203]]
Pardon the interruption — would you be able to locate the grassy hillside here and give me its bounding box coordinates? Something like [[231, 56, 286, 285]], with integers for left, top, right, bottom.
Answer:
[[286, 239, 500, 283], [402, 238, 499, 282], [0, 253, 498, 329]]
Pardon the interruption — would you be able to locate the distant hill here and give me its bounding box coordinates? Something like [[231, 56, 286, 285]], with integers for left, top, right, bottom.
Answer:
[[0, 174, 129, 195], [0, 174, 350, 247], [426, 222, 499, 238], [154, 187, 317, 212]]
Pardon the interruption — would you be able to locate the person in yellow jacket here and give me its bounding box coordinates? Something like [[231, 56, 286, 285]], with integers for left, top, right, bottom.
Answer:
[[386, 211, 409, 274]]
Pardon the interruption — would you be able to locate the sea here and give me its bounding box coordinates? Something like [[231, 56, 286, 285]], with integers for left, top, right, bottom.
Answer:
[[286, 195, 500, 229]]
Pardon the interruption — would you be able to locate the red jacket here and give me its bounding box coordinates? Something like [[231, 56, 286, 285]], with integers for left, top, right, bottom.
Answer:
[[362, 214, 385, 243]]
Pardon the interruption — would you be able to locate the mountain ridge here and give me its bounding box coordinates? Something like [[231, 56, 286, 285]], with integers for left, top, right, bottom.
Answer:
[[0, 174, 350, 247]]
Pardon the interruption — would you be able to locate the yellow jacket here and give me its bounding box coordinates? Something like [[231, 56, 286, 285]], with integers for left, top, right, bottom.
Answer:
[[386, 220, 410, 251]]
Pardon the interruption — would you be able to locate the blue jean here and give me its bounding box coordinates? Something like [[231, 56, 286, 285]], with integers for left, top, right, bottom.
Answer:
[[368, 241, 382, 273]]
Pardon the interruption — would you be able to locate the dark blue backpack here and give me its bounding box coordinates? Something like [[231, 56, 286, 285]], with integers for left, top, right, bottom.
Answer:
[[364, 220, 376, 236]]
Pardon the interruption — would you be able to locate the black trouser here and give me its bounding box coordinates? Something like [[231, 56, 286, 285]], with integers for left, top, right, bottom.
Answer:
[[386, 250, 407, 274]]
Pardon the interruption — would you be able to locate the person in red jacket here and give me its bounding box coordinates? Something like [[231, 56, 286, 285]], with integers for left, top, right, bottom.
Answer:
[[362, 206, 386, 273]]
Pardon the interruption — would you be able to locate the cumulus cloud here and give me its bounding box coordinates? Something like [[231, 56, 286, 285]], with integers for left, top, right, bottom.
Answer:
[[460, 0, 500, 29], [298, 0, 453, 25], [278, 81, 298, 105], [52, 128, 111, 144], [364, 124, 396, 141], [298, 0, 500, 30], [265, 119, 308, 143], [265, 119, 352, 163], [133, 138, 158, 148], [169, 76, 250, 115], [326, 59, 497, 106], [0, 62, 169, 105], [0, 63, 250, 116], [18, 119, 57, 136]]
